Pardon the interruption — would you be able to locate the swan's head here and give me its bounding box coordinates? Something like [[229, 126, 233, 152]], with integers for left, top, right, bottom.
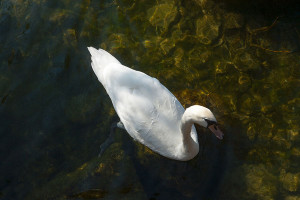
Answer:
[[185, 105, 224, 140]]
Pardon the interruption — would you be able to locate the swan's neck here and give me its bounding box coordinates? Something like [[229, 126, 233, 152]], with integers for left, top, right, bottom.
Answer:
[[180, 116, 194, 142], [179, 109, 201, 159]]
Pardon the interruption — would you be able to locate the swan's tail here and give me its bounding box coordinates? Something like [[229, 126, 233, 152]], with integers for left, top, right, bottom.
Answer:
[[87, 47, 120, 81]]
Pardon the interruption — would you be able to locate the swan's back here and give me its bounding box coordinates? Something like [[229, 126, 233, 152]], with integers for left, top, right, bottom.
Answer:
[[88, 47, 198, 160]]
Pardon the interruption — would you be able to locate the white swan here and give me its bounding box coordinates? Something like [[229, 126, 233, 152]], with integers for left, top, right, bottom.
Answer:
[[88, 47, 223, 161]]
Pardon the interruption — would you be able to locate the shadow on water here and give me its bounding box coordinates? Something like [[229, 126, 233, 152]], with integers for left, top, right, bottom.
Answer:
[[72, 124, 231, 200], [96, 119, 232, 200]]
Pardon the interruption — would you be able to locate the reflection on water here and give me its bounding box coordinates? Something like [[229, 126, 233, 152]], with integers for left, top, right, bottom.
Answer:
[[0, 0, 299, 199]]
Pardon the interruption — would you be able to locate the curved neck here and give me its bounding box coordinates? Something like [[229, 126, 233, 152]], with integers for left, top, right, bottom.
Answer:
[[179, 109, 200, 158], [180, 113, 196, 144], [177, 105, 216, 160], [180, 116, 194, 141]]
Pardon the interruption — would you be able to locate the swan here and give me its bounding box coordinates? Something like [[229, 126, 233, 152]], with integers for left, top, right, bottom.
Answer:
[[88, 47, 223, 161]]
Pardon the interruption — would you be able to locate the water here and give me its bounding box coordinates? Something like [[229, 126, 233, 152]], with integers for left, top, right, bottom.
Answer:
[[0, 0, 299, 199]]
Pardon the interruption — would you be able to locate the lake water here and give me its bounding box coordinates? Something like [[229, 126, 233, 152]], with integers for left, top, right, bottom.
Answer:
[[0, 0, 299, 199]]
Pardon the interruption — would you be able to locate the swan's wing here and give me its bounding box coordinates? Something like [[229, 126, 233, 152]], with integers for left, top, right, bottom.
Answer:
[[103, 63, 185, 152]]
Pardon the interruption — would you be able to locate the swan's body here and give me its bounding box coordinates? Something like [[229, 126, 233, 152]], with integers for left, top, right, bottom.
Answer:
[[88, 47, 223, 161]]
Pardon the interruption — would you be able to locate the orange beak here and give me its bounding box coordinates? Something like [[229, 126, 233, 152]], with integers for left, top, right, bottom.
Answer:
[[208, 124, 224, 140]]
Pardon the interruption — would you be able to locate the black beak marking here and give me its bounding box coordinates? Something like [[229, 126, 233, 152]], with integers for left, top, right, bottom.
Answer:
[[204, 118, 217, 128], [214, 124, 218, 130]]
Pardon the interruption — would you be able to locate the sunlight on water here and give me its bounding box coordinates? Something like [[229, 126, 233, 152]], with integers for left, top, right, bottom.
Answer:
[[0, 0, 299, 199]]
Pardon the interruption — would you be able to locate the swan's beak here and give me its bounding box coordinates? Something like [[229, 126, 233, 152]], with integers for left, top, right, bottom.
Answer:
[[208, 124, 224, 140]]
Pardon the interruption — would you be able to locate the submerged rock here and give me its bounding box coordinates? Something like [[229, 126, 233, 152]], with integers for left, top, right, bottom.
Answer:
[[63, 29, 77, 46], [196, 14, 221, 45], [285, 196, 300, 200], [102, 33, 131, 53], [160, 38, 175, 55], [272, 129, 292, 150], [245, 164, 277, 199], [147, 2, 178, 31], [173, 47, 184, 68], [234, 51, 261, 72], [65, 94, 99, 123], [188, 47, 211, 65], [280, 170, 300, 192], [238, 94, 260, 115], [224, 12, 244, 29], [238, 73, 251, 92], [247, 122, 257, 140], [221, 164, 277, 199], [246, 117, 274, 141]]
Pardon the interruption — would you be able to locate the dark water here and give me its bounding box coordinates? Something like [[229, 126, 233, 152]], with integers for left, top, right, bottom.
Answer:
[[0, 0, 299, 199]]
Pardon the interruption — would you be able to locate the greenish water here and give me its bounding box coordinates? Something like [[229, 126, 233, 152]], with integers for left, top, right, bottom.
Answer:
[[0, 0, 299, 199]]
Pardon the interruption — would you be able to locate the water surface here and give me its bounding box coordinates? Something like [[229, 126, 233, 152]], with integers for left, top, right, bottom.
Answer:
[[0, 0, 300, 199]]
